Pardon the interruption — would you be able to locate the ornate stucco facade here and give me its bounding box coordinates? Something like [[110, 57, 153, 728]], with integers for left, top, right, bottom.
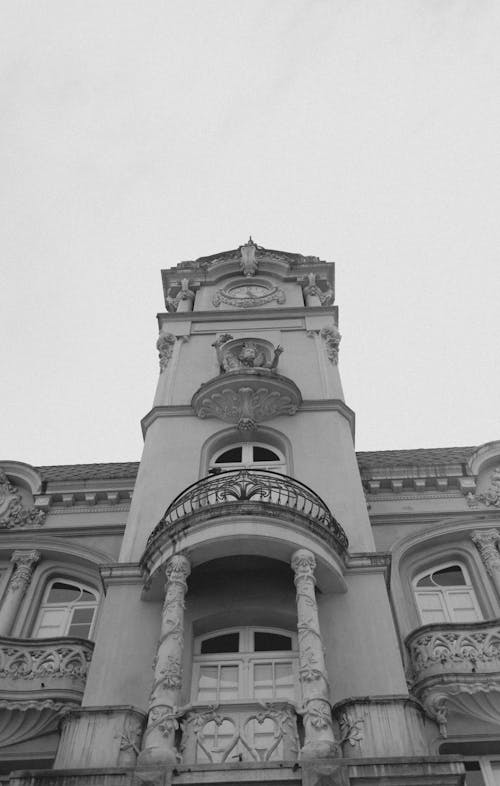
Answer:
[[0, 240, 499, 785]]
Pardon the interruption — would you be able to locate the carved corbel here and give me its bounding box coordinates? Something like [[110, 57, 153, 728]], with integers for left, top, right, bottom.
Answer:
[[166, 279, 195, 312], [156, 332, 176, 373], [320, 325, 342, 364]]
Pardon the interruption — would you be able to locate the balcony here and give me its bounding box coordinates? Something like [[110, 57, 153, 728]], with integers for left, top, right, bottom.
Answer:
[[0, 636, 94, 747], [142, 469, 348, 578], [180, 701, 299, 764], [406, 619, 500, 733]]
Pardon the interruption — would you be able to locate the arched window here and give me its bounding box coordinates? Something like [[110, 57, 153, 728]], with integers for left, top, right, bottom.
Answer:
[[192, 626, 298, 704], [209, 443, 287, 474], [413, 563, 482, 625], [33, 579, 99, 639]]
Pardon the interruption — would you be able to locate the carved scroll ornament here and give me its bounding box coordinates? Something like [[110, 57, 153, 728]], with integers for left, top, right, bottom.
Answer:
[[0, 471, 45, 529], [156, 332, 176, 373], [320, 325, 342, 364]]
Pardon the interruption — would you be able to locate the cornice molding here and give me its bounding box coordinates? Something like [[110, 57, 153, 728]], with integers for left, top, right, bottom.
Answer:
[[157, 304, 338, 327], [99, 563, 143, 589], [141, 399, 355, 437]]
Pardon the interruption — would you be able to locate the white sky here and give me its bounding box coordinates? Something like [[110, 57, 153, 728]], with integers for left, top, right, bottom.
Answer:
[[1, 1, 499, 466]]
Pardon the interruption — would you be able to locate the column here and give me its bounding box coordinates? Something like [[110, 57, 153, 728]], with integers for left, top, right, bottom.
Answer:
[[291, 548, 338, 759], [472, 529, 500, 596], [138, 554, 190, 766], [0, 550, 41, 636]]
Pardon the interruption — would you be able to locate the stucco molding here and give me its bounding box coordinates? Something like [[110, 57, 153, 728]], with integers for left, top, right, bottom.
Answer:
[[0, 470, 45, 529], [99, 563, 143, 589]]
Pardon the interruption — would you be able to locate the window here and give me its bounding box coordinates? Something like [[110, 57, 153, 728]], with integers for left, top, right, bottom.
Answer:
[[34, 579, 99, 639], [413, 563, 482, 625], [192, 627, 298, 704], [210, 443, 287, 474]]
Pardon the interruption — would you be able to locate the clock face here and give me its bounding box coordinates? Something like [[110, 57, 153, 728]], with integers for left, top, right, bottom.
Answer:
[[229, 285, 269, 299]]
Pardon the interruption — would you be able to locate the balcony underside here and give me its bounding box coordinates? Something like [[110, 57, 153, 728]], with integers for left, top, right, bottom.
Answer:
[[0, 637, 93, 751]]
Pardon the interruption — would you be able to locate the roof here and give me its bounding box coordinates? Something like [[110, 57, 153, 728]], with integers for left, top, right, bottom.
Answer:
[[35, 447, 477, 483]]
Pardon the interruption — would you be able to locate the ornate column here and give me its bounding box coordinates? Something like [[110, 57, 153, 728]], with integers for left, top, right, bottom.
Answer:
[[472, 529, 500, 596], [291, 549, 338, 759], [138, 554, 191, 766], [0, 550, 41, 636]]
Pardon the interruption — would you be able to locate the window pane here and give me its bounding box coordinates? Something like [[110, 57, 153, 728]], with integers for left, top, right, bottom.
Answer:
[[197, 666, 219, 702], [71, 607, 94, 624], [464, 762, 486, 786], [67, 622, 92, 638], [447, 590, 481, 622], [416, 574, 433, 587], [80, 589, 96, 603], [415, 591, 448, 624], [201, 633, 240, 654], [47, 583, 81, 604], [253, 663, 273, 699], [219, 665, 239, 700], [35, 608, 68, 638], [254, 632, 292, 651], [253, 447, 280, 462], [215, 447, 242, 464], [275, 662, 294, 698], [433, 566, 466, 586]]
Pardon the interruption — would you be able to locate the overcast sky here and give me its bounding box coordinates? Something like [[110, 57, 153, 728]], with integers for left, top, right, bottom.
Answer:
[[1, 1, 499, 466]]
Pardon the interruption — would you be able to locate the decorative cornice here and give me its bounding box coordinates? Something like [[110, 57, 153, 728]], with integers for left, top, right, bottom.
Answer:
[[157, 304, 338, 327]]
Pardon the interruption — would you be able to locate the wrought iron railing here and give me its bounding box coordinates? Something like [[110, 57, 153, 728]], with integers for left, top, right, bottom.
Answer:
[[146, 469, 348, 554]]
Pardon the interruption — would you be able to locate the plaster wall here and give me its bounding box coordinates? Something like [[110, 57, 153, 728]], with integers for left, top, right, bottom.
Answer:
[[319, 571, 408, 703], [121, 405, 372, 561], [82, 583, 159, 709]]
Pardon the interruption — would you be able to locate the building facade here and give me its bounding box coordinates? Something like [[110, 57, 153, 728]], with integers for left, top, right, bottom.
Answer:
[[0, 240, 499, 785]]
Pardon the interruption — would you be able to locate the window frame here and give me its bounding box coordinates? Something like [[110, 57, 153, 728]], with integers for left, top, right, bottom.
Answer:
[[33, 577, 99, 640], [413, 561, 483, 625], [210, 443, 288, 474], [192, 626, 299, 704]]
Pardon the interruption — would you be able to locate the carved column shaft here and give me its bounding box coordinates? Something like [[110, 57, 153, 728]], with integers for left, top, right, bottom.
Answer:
[[472, 529, 500, 597], [139, 554, 190, 766], [0, 550, 41, 636], [291, 549, 337, 759]]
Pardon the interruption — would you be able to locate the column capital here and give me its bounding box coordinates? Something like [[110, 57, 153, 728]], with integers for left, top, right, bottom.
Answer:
[[165, 554, 191, 587], [291, 549, 316, 583], [472, 529, 500, 576], [9, 550, 41, 592]]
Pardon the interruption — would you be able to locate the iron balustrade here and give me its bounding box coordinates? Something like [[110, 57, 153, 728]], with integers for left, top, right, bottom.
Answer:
[[146, 469, 348, 554]]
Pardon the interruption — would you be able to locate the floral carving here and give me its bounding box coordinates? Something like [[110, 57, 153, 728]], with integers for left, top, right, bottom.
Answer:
[[0, 640, 92, 682], [339, 712, 364, 748], [407, 622, 500, 684], [156, 332, 176, 373], [0, 471, 45, 529], [320, 325, 342, 364], [8, 550, 41, 593], [194, 381, 299, 432], [472, 529, 500, 575], [472, 468, 500, 508]]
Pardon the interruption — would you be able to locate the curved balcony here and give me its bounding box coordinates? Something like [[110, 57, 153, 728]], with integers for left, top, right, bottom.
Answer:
[[142, 469, 348, 576], [0, 636, 94, 747], [406, 619, 500, 733]]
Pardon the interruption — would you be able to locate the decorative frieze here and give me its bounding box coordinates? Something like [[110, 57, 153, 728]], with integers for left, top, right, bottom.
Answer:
[[156, 332, 176, 373], [0, 639, 93, 685], [0, 470, 45, 529], [406, 621, 500, 683], [291, 549, 338, 759], [320, 325, 342, 364], [139, 554, 190, 766]]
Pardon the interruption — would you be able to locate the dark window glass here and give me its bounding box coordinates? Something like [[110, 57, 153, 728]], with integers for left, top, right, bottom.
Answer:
[[47, 582, 81, 603], [433, 566, 466, 586], [254, 632, 292, 651], [464, 762, 485, 786], [416, 575, 433, 587], [201, 632, 240, 654], [215, 447, 242, 464], [253, 447, 280, 462]]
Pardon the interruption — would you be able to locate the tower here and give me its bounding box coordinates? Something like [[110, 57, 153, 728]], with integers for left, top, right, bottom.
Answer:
[[0, 239, 481, 786]]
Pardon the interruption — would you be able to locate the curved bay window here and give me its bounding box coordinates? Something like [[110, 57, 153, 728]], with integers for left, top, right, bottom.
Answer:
[[192, 627, 298, 704], [33, 579, 99, 639], [413, 563, 482, 625], [209, 443, 287, 474]]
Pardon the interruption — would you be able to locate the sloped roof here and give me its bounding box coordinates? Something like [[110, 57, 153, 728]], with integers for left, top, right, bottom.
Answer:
[[35, 447, 476, 483]]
